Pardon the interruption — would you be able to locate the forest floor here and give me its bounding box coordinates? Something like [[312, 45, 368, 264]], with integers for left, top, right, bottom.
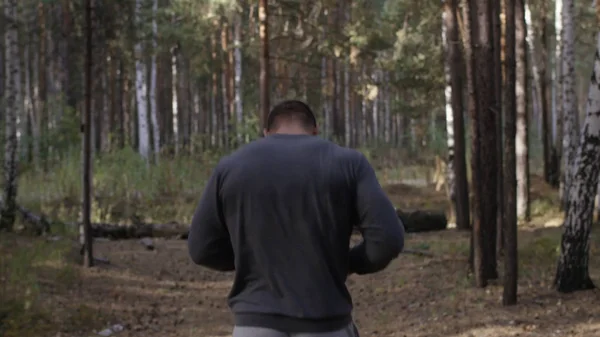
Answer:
[[2, 175, 600, 337]]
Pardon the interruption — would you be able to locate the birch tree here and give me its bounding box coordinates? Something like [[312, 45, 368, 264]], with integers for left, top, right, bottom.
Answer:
[[150, 0, 160, 161], [259, 0, 270, 130], [516, 0, 530, 220], [552, 0, 564, 188], [135, 0, 150, 160], [233, 10, 243, 143], [562, 0, 579, 208], [0, 0, 21, 232], [554, 32, 600, 293], [443, 0, 470, 231]]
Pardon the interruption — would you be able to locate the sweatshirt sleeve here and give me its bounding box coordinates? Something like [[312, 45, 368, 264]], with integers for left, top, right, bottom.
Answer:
[[348, 153, 405, 275], [187, 166, 235, 271]]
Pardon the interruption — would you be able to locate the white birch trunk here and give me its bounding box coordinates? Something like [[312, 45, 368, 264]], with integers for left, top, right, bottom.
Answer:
[[171, 47, 179, 152], [525, 4, 543, 142], [442, 9, 456, 204], [554, 32, 600, 292], [562, 0, 579, 206], [23, 41, 31, 160], [553, 0, 563, 144], [134, 0, 150, 160], [150, 0, 160, 160], [234, 12, 243, 144], [371, 71, 379, 142], [344, 61, 351, 147], [516, 0, 530, 219]]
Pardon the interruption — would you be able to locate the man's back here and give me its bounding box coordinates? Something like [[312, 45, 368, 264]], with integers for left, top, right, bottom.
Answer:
[[222, 134, 362, 331], [188, 101, 404, 335]]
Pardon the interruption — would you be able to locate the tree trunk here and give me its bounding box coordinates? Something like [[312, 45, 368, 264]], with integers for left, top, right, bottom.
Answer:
[[259, 0, 270, 130], [561, 0, 578, 211], [493, 0, 504, 254], [503, 0, 518, 305], [553, 32, 600, 293], [468, 0, 498, 285], [233, 11, 243, 144], [0, 0, 21, 232], [150, 0, 160, 161], [444, 0, 470, 231], [553, 0, 564, 190], [134, 0, 149, 161], [538, 1, 551, 185], [81, 0, 94, 267], [516, 0, 530, 220]]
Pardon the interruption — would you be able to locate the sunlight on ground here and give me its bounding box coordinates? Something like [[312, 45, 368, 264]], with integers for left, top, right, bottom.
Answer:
[[3, 172, 600, 337]]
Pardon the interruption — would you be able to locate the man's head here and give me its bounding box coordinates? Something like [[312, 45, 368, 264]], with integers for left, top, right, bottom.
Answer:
[[264, 100, 319, 136]]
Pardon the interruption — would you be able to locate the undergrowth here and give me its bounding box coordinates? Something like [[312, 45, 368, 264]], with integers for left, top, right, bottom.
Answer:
[[0, 234, 85, 337], [18, 146, 431, 225]]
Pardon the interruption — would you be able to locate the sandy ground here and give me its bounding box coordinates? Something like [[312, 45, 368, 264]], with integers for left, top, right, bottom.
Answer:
[[21, 177, 600, 336]]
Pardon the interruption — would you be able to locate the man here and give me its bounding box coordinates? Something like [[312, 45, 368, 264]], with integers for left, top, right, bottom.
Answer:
[[188, 100, 404, 337]]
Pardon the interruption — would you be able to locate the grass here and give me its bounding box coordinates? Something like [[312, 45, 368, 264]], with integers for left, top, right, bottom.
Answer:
[[0, 233, 104, 337], [6, 146, 598, 336], [17, 146, 435, 225]]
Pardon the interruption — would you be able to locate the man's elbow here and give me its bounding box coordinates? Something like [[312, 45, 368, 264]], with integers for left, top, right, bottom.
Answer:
[[189, 245, 210, 266], [383, 231, 404, 260], [188, 244, 235, 271], [379, 224, 405, 261]]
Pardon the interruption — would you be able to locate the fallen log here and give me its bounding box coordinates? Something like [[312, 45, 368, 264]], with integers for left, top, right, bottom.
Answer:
[[396, 209, 448, 233], [88, 222, 189, 240], [0, 198, 51, 235]]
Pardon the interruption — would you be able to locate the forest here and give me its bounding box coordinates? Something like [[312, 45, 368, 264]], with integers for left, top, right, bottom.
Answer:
[[1, 0, 600, 336]]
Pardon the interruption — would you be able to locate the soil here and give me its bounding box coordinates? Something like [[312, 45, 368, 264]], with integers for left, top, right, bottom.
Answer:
[[31, 178, 600, 336]]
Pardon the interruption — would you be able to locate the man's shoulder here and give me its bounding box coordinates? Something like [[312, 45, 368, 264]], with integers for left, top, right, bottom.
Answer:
[[213, 140, 264, 171], [328, 143, 367, 164]]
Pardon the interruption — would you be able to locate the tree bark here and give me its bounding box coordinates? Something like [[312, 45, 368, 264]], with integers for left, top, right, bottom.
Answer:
[[81, 0, 94, 267], [259, 0, 270, 130], [503, 0, 518, 306], [0, 0, 21, 232], [150, 0, 160, 161], [516, 0, 530, 221], [561, 0, 578, 211], [469, 0, 498, 285], [444, 0, 470, 231], [134, 0, 149, 161], [554, 32, 600, 294], [539, 1, 551, 185], [493, 0, 504, 254]]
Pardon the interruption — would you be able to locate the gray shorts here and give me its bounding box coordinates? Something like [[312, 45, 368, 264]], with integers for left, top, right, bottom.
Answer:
[[232, 322, 359, 337]]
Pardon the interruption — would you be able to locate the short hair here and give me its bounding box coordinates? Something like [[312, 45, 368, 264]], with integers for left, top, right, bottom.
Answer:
[[266, 100, 317, 131]]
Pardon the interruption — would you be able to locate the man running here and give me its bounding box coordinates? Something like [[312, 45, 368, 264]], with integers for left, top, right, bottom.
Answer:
[[188, 100, 405, 337]]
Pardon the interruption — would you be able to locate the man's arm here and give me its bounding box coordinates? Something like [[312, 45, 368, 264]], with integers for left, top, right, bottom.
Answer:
[[348, 153, 405, 275], [187, 167, 235, 271]]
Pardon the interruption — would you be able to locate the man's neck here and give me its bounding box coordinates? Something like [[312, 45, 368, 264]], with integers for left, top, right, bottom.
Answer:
[[269, 127, 313, 135]]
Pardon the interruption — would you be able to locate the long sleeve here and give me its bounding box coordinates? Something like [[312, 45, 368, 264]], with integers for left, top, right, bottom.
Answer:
[[187, 167, 235, 271], [348, 154, 405, 275]]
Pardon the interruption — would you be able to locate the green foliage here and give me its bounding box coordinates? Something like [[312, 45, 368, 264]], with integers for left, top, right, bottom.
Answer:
[[19, 147, 219, 224], [0, 235, 75, 337]]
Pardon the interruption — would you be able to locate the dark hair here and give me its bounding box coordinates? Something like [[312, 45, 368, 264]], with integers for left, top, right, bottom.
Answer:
[[266, 100, 317, 131]]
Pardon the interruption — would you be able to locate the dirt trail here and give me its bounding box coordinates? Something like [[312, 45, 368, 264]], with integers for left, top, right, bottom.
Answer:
[[52, 228, 598, 337], [39, 179, 600, 337]]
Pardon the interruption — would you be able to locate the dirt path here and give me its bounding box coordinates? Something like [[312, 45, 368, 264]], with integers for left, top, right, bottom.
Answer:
[[29, 178, 599, 337], [47, 227, 598, 337]]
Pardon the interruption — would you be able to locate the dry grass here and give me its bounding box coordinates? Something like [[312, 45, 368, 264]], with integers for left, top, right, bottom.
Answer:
[[3, 175, 600, 337]]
